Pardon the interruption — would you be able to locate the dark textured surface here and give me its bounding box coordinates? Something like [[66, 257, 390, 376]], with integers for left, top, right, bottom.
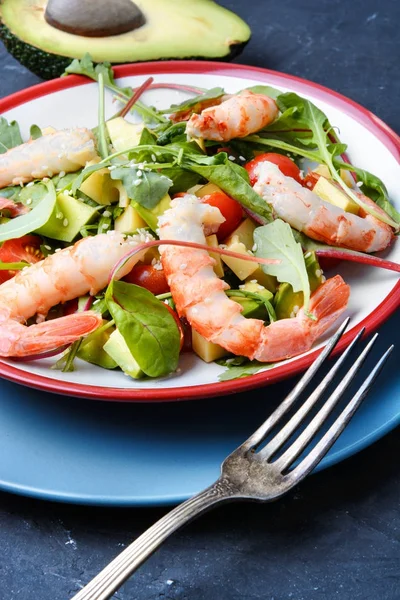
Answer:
[[0, 0, 399, 598]]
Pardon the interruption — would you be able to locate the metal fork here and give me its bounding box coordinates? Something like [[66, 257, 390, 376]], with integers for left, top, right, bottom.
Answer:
[[71, 318, 393, 600]]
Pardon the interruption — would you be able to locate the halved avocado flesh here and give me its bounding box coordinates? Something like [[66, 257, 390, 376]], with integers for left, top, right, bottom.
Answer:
[[0, 0, 251, 80]]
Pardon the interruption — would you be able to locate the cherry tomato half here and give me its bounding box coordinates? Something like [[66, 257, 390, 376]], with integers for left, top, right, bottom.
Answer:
[[0, 234, 43, 284], [123, 264, 170, 296], [165, 305, 184, 352], [245, 152, 303, 186], [201, 191, 243, 241]]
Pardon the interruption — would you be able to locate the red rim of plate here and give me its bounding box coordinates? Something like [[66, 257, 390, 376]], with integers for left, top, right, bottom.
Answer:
[[0, 61, 399, 402]]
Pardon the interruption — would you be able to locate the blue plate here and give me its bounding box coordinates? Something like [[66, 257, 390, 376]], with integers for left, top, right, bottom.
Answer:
[[0, 312, 398, 506]]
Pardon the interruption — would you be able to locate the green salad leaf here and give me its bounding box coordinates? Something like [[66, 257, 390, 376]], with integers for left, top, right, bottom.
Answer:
[[29, 124, 42, 140], [254, 219, 311, 312], [0, 181, 56, 242], [106, 281, 180, 377], [245, 85, 282, 100], [0, 260, 29, 270], [159, 87, 225, 115], [216, 356, 268, 381], [0, 117, 23, 153], [110, 166, 172, 209]]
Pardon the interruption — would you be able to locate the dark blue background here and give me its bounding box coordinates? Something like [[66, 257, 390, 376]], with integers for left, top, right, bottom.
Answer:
[[0, 1, 399, 598]]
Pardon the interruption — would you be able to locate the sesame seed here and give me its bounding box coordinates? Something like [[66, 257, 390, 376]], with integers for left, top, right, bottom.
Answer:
[[26, 181, 34, 188], [55, 248, 62, 253], [108, 165, 117, 171], [59, 171, 65, 178], [134, 180, 141, 186], [43, 177, 49, 182], [136, 169, 142, 177], [252, 244, 257, 252], [321, 275, 326, 283], [180, 263, 187, 270], [151, 154, 157, 162], [249, 279, 257, 284], [102, 223, 109, 230], [63, 218, 69, 227], [356, 181, 363, 187], [315, 269, 322, 277], [239, 155, 246, 161], [56, 212, 64, 219], [304, 252, 311, 258], [228, 155, 236, 161], [103, 210, 111, 217], [44, 245, 51, 250], [26, 198, 32, 205]]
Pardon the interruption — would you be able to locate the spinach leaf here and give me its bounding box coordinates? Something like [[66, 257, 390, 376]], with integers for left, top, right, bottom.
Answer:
[[245, 85, 282, 100], [215, 356, 268, 381], [0, 117, 23, 153], [110, 166, 172, 209], [106, 280, 180, 377], [254, 219, 311, 311], [0, 181, 56, 242], [157, 122, 187, 146], [185, 153, 273, 222], [29, 124, 42, 140]]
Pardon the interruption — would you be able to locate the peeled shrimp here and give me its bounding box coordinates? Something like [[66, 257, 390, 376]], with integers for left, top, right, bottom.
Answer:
[[0, 128, 99, 188], [186, 91, 279, 142], [0, 230, 153, 357], [253, 161, 394, 252], [158, 195, 350, 362]]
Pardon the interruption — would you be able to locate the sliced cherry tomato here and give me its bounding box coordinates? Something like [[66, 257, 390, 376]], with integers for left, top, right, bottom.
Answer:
[[123, 264, 169, 296], [201, 191, 243, 241], [302, 171, 321, 190], [0, 234, 43, 284], [165, 305, 184, 352], [245, 152, 303, 186]]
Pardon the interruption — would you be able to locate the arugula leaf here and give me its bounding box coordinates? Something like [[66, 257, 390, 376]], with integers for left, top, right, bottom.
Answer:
[[64, 54, 166, 124], [105, 280, 180, 377], [159, 87, 225, 115], [157, 122, 187, 146], [215, 356, 268, 381], [110, 166, 172, 209], [254, 219, 311, 311], [96, 72, 109, 159], [245, 85, 282, 100], [29, 124, 42, 140], [0, 181, 56, 242], [0, 117, 23, 153], [226, 289, 276, 322], [0, 260, 29, 270]]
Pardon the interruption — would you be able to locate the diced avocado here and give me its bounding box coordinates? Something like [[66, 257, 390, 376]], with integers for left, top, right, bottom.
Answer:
[[106, 117, 144, 154], [224, 218, 256, 250], [195, 182, 222, 198], [242, 281, 273, 300], [77, 323, 117, 370], [103, 329, 143, 379], [80, 166, 119, 206], [0, 0, 250, 80], [191, 328, 228, 363], [245, 267, 277, 293], [274, 251, 323, 319], [313, 164, 355, 187], [221, 235, 258, 280], [134, 193, 172, 231], [114, 205, 147, 233], [206, 234, 224, 277], [35, 191, 99, 242], [230, 281, 273, 319], [314, 176, 359, 215]]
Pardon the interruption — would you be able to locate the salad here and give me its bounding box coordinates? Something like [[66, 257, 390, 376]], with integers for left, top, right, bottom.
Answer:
[[0, 55, 398, 382]]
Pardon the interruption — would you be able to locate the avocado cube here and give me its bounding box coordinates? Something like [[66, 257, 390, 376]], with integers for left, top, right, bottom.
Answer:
[[206, 234, 224, 277], [77, 323, 117, 370], [195, 182, 222, 198], [114, 205, 147, 233], [314, 176, 359, 215], [35, 192, 99, 242], [80, 166, 119, 205], [103, 329, 143, 379], [191, 328, 228, 363], [224, 218, 256, 250], [245, 267, 277, 293], [221, 236, 258, 280], [134, 193, 172, 231], [106, 117, 144, 153]]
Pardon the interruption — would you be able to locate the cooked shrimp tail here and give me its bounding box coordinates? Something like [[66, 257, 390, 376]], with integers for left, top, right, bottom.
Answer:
[[0, 313, 102, 357], [0, 128, 99, 188], [186, 91, 279, 142], [158, 195, 350, 364], [0, 229, 154, 357]]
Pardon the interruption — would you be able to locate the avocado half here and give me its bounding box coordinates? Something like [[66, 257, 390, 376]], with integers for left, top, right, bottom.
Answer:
[[0, 0, 251, 80]]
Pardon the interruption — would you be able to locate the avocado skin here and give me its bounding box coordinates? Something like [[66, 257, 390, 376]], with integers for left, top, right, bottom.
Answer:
[[0, 22, 249, 81]]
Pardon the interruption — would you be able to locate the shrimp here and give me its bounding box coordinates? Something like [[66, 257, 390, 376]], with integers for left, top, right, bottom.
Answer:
[[0, 128, 99, 188], [158, 195, 350, 363], [253, 161, 394, 252], [186, 91, 279, 142], [0, 230, 153, 357]]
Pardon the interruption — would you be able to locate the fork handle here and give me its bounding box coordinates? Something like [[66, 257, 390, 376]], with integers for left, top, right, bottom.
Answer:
[[70, 480, 229, 600]]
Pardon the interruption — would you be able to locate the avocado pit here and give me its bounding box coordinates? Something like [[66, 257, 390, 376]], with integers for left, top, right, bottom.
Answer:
[[44, 0, 146, 37]]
